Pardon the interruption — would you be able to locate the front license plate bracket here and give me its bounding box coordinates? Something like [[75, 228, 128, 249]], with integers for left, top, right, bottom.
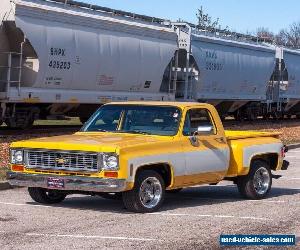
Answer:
[[47, 177, 65, 189]]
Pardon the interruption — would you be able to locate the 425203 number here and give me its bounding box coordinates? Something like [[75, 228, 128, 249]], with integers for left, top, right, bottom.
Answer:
[[48, 60, 71, 70]]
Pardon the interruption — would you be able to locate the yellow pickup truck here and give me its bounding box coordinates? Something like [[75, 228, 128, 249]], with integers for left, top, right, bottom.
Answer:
[[7, 102, 289, 213]]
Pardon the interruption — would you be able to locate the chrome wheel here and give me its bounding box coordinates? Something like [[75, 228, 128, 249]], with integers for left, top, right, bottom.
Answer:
[[253, 167, 271, 195], [139, 177, 162, 209]]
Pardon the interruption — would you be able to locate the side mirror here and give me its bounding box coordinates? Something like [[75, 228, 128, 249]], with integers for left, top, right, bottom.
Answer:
[[194, 126, 213, 136], [189, 126, 213, 147]]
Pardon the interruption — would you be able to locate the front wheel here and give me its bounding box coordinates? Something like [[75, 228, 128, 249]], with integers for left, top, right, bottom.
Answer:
[[28, 187, 67, 204], [122, 170, 165, 213], [237, 160, 272, 199]]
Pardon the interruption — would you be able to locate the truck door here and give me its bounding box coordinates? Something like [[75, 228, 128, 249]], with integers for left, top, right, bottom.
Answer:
[[182, 108, 230, 185]]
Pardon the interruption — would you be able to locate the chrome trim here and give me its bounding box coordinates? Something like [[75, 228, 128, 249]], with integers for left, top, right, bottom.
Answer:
[[24, 149, 102, 173], [7, 172, 127, 193]]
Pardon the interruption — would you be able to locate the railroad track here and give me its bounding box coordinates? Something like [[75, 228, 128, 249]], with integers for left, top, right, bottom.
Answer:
[[0, 125, 81, 136], [0, 118, 300, 137]]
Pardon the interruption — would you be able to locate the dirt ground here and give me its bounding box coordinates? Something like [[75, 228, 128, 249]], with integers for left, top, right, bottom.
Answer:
[[1, 120, 300, 180]]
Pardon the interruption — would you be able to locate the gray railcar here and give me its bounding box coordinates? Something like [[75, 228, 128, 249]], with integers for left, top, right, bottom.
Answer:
[[182, 31, 276, 117], [281, 49, 300, 116], [0, 0, 176, 127], [1, 0, 300, 128]]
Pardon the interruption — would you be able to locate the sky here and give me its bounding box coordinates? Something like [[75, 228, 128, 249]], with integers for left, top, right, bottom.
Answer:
[[80, 0, 300, 34]]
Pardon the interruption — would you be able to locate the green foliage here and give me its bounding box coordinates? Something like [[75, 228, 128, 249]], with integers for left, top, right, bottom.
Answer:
[[196, 6, 220, 30]]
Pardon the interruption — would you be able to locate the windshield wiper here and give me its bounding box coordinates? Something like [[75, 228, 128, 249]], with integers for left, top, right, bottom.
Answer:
[[118, 130, 151, 135]]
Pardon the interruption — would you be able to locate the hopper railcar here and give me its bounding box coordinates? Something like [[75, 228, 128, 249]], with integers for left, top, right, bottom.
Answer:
[[1, 0, 300, 129]]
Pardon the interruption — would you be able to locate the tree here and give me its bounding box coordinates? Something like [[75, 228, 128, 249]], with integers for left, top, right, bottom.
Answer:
[[276, 22, 300, 48], [196, 6, 220, 31], [256, 27, 275, 42]]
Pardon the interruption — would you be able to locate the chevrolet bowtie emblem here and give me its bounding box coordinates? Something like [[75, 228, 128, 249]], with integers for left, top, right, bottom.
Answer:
[[56, 158, 68, 165]]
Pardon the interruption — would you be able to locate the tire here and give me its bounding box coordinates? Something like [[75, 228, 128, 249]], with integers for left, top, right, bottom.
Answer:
[[28, 187, 67, 204], [122, 170, 165, 213], [237, 160, 272, 199], [166, 188, 183, 194]]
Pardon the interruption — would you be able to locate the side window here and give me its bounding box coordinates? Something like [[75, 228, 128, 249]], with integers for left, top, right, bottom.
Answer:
[[183, 109, 216, 136]]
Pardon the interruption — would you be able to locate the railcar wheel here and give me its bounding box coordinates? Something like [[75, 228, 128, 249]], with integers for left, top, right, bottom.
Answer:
[[5, 114, 34, 130], [122, 170, 165, 213], [237, 160, 272, 199], [28, 187, 67, 204]]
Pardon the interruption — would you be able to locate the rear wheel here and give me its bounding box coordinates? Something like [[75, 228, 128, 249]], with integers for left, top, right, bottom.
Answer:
[[122, 170, 165, 213], [237, 160, 272, 199], [28, 187, 67, 204]]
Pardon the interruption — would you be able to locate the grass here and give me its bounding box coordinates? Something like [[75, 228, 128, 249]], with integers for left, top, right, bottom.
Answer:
[[1, 117, 82, 127], [34, 117, 82, 126]]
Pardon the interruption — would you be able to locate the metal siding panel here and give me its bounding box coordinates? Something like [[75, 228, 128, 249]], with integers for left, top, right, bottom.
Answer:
[[192, 39, 276, 101], [0, 0, 15, 22], [14, 7, 177, 93], [282, 51, 300, 99], [73, 28, 98, 90], [118, 35, 141, 91]]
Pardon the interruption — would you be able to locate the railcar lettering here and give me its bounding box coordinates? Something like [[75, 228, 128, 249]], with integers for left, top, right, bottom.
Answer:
[[206, 61, 223, 71], [50, 47, 66, 56], [48, 60, 71, 70], [206, 51, 218, 59]]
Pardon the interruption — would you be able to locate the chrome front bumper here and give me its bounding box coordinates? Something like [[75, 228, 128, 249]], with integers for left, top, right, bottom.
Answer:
[[7, 172, 127, 193]]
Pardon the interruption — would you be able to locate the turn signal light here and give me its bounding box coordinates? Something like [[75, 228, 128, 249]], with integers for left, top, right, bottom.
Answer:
[[11, 165, 24, 172], [104, 171, 118, 178]]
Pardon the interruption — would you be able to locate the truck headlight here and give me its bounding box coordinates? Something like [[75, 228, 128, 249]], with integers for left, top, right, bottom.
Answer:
[[103, 154, 119, 171], [11, 149, 24, 164]]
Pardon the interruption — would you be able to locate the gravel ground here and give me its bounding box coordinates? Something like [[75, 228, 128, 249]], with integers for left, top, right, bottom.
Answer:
[[227, 120, 300, 145], [1, 120, 300, 179], [0, 149, 299, 249]]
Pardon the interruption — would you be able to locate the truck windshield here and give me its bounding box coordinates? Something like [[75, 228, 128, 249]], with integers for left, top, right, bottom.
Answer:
[[82, 105, 181, 136]]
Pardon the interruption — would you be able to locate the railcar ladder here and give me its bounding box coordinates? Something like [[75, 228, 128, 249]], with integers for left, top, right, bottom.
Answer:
[[0, 51, 23, 99], [172, 23, 196, 101]]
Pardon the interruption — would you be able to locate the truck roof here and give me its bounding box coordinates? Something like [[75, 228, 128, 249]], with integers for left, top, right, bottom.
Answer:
[[106, 101, 211, 109]]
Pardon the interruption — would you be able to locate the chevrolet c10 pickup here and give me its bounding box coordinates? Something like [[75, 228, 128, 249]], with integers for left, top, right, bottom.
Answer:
[[7, 102, 289, 213]]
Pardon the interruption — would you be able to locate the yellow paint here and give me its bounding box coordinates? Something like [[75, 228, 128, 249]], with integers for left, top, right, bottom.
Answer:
[[225, 137, 283, 177], [10, 102, 285, 190], [171, 171, 228, 188], [225, 130, 281, 140], [22, 97, 40, 103], [69, 98, 78, 103]]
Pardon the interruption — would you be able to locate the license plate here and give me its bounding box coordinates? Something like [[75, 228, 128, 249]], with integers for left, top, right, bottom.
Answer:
[[47, 177, 65, 189]]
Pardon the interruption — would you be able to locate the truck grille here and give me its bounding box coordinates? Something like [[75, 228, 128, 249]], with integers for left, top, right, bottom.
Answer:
[[25, 150, 100, 172]]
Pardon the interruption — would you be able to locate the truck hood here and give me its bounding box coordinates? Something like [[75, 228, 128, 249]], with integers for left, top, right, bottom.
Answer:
[[11, 132, 169, 152]]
